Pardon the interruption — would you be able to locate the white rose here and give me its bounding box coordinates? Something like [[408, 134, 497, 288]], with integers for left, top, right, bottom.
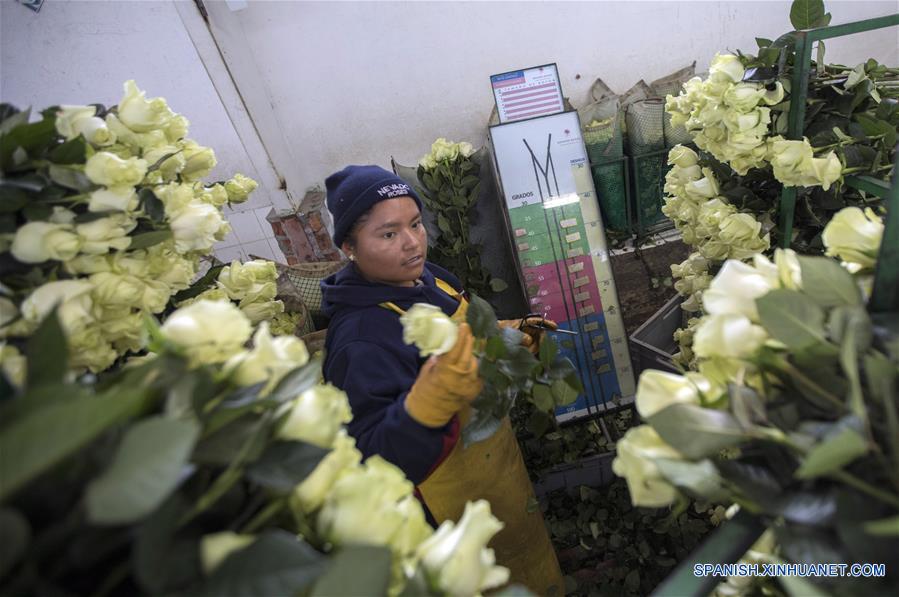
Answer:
[[76, 214, 136, 255], [635, 370, 702, 419], [197, 184, 229, 208], [390, 495, 433, 557], [217, 260, 279, 303], [102, 310, 147, 353], [180, 141, 217, 181], [160, 300, 252, 365], [458, 142, 475, 158], [169, 201, 230, 253], [667, 145, 699, 168], [416, 499, 510, 597], [723, 84, 766, 113], [143, 145, 187, 182], [20, 280, 95, 335], [145, 243, 198, 292], [224, 174, 258, 204], [76, 116, 115, 146], [803, 152, 842, 191], [55, 105, 97, 140], [762, 81, 785, 106], [717, 213, 763, 248], [227, 322, 309, 394], [88, 187, 139, 212], [154, 182, 195, 214], [85, 152, 148, 188], [612, 425, 683, 508], [1, 344, 26, 388], [200, 532, 255, 574], [11, 222, 82, 263], [774, 248, 802, 290], [239, 300, 284, 324], [277, 384, 352, 449], [317, 456, 413, 546], [105, 113, 167, 153], [683, 169, 721, 202], [164, 115, 190, 143], [117, 80, 175, 133], [822, 207, 884, 273], [90, 272, 170, 314], [693, 313, 768, 359], [289, 431, 362, 514], [767, 136, 814, 185], [709, 53, 745, 83], [399, 303, 459, 357], [702, 259, 776, 321]]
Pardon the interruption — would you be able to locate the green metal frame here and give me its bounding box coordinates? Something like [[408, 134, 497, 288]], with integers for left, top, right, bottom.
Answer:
[[868, 149, 899, 313], [777, 13, 899, 247]]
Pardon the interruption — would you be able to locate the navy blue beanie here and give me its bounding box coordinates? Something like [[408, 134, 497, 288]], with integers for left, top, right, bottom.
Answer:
[[325, 165, 423, 247]]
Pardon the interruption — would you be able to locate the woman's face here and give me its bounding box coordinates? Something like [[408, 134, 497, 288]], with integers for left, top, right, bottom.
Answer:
[[342, 196, 427, 287]]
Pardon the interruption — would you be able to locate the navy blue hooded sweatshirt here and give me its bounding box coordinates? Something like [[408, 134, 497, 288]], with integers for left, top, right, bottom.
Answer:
[[321, 261, 464, 485]]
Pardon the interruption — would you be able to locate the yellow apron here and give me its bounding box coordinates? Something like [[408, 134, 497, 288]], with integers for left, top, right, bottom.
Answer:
[[381, 280, 564, 596]]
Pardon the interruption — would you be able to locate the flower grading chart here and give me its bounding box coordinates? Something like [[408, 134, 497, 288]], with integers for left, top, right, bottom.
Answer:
[[489, 111, 635, 422], [491, 64, 564, 124]]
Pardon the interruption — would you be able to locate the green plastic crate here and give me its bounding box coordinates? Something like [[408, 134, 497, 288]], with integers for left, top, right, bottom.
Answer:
[[591, 157, 631, 233], [629, 150, 673, 235]]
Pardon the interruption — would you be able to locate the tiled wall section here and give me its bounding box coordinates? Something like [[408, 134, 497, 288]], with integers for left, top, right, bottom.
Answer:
[[214, 200, 287, 265]]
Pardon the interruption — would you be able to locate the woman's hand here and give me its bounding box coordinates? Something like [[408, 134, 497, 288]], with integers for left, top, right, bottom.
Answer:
[[404, 323, 483, 427], [498, 317, 558, 354]]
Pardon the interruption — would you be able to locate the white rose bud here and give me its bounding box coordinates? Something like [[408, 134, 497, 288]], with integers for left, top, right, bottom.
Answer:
[[693, 313, 768, 359], [709, 53, 745, 83], [717, 213, 763, 248], [217, 260, 279, 303], [76, 116, 115, 146], [20, 280, 95, 335], [169, 201, 230, 253], [117, 80, 175, 133], [804, 152, 842, 191], [200, 532, 255, 574], [774, 248, 802, 290], [762, 81, 785, 106], [143, 145, 187, 182], [289, 431, 362, 514], [277, 383, 352, 449], [239, 299, 284, 324], [612, 425, 684, 508], [76, 214, 136, 255], [88, 187, 138, 212], [227, 322, 309, 394], [85, 151, 148, 188], [400, 303, 459, 357], [723, 83, 766, 112], [224, 174, 258, 204], [317, 456, 413, 547], [197, 184, 229, 208], [90, 272, 169, 314], [164, 115, 190, 142], [635, 370, 702, 419], [702, 259, 777, 321], [667, 145, 699, 168], [683, 168, 721, 202], [11, 222, 82, 263], [55, 105, 97, 140], [1, 344, 26, 388], [416, 499, 510, 597], [180, 141, 217, 181], [822, 207, 884, 273], [160, 300, 253, 365]]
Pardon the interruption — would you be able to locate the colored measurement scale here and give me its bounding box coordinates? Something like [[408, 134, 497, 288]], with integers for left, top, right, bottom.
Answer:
[[489, 110, 635, 421]]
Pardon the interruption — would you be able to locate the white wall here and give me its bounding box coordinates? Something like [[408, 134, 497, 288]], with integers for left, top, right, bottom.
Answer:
[[207, 0, 899, 191], [0, 0, 289, 264]]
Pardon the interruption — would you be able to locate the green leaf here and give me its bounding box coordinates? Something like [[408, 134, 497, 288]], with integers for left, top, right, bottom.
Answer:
[[485, 335, 507, 360], [790, 0, 825, 29], [795, 416, 867, 479], [134, 493, 200, 594], [775, 492, 836, 526], [756, 288, 828, 349], [798, 255, 862, 308], [855, 114, 897, 147], [172, 264, 225, 304], [531, 384, 554, 411], [0, 106, 30, 136], [246, 441, 329, 492], [25, 307, 68, 388], [466, 293, 499, 339], [197, 531, 327, 597], [550, 378, 578, 406], [0, 113, 57, 169], [462, 409, 503, 446], [48, 136, 87, 164], [756, 37, 774, 48], [539, 335, 559, 370], [526, 409, 554, 437], [437, 213, 451, 234], [139, 187, 166, 224], [0, 385, 149, 500], [497, 345, 538, 379], [0, 508, 30, 580], [268, 357, 323, 403], [828, 305, 872, 352], [312, 545, 392, 596], [47, 164, 93, 192], [863, 515, 899, 536], [654, 458, 729, 502], [648, 404, 748, 459], [193, 415, 269, 466], [85, 416, 199, 525], [129, 230, 173, 250], [489, 277, 508, 293]]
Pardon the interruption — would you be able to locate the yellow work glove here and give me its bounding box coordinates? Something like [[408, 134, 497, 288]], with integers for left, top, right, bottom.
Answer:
[[498, 317, 558, 354], [405, 323, 483, 428]]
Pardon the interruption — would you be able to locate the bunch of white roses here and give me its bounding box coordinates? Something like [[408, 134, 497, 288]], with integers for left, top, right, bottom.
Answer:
[[666, 53, 843, 188], [662, 144, 770, 262], [418, 138, 475, 171], [0, 81, 259, 373], [160, 300, 510, 596]]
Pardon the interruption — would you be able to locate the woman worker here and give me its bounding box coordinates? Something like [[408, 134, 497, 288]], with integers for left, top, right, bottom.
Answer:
[[321, 165, 564, 594]]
